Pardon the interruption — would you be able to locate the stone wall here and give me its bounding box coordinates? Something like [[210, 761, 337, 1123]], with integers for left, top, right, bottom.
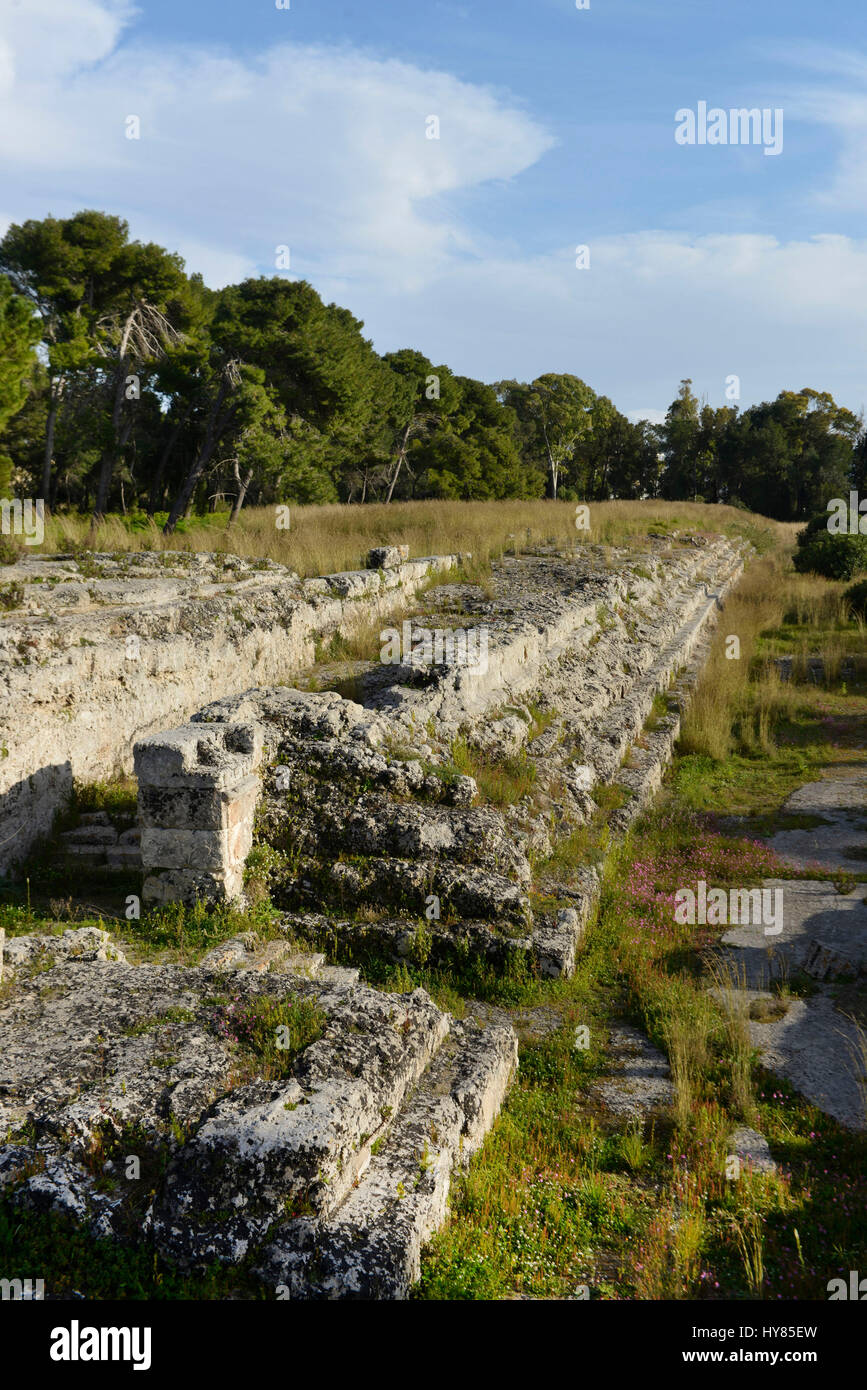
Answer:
[[134, 533, 746, 977], [0, 548, 458, 874]]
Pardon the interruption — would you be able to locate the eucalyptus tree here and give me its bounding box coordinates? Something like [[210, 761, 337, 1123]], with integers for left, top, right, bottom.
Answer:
[[497, 374, 597, 499]]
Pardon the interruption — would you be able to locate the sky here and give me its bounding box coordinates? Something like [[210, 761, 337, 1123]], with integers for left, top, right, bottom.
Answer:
[[1, 0, 866, 423]]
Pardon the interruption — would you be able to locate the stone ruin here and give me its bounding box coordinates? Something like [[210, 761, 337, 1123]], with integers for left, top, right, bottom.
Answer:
[[0, 532, 745, 1297], [0, 925, 516, 1297], [0, 543, 455, 875], [136, 534, 744, 976]]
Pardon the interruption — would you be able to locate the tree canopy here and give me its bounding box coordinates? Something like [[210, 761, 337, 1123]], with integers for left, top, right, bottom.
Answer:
[[0, 211, 862, 522]]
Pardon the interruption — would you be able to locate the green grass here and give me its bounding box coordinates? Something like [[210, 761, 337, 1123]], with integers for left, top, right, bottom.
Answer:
[[221, 994, 327, 1080], [122, 898, 286, 964], [120, 1008, 198, 1037], [0, 580, 24, 610], [0, 1199, 267, 1300], [0, 893, 288, 972], [415, 572, 867, 1300], [439, 735, 537, 807], [643, 691, 672, 732], [417, 794, 867, 1300]]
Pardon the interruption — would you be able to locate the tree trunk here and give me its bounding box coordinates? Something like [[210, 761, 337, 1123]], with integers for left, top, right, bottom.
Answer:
[[226, 461, 254, 530], [163, 380, 230, 534], [41, 377, 64, 505], [91, 353, 132, 525], [147, 406, 190, 514], [540, 418, 559, 501], [386, 419, 413, 504], [549, 452, 559, 500]]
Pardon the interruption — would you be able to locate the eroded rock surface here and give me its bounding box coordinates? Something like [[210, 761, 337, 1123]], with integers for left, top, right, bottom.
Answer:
[[0, 926, 516, 1296], [594, 1024, 675, 1119], [166, 536, 745, 976], [0, 548, 458, 872], [0, 534, 754, 1296]]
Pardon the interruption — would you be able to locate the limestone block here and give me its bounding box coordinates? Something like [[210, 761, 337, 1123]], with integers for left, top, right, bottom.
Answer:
[[140, 827, 231, 872], [323, 570, 380, 599], [60, 825, 118, 847], [105, 844, 141, 869], [135, 722, 264, 903], [137, 784, 225, 830], [142, 866, 244, 905], [368, 545, 410, 570], [134, 722, 263, 790]]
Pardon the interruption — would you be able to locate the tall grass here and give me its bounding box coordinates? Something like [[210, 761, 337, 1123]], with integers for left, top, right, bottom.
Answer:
[[732, 1209, 766, 1298], [782, 575, 851, 630], [679, 556, 785, 761], [679, 559, 860, 762], [738, 668, 796, 757], [30, 499, 787, 579], [706, 955, 756, 1121], [847, 1019, 867, 1128], [664, 1005, 712, 1133]]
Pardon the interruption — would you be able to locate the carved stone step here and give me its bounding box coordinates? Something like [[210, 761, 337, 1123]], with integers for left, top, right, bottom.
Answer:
[[0, 926, 515, 1297], [255, 1015, 518, 1299]]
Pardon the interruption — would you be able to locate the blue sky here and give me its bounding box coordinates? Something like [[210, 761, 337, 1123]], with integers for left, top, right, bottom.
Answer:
[[1, 0, 866, 423]]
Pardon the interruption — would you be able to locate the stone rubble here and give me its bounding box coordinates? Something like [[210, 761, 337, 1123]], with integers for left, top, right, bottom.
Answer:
[[0, 531, 756, 1297]]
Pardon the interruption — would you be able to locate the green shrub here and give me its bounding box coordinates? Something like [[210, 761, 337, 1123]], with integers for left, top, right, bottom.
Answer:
[[0, 580, 24, 609], [0, 533, 23, 565], [793, 530, 867, 580], [797, 512, 833, 543], [845, 578, 867, 619]]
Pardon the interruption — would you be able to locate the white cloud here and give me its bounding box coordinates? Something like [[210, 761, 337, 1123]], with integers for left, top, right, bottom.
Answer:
[[0, 3, 554, 290], [628, 409, 667, 426], [349, 231, 867, 418], [0, 0, 134, 84], [1, 2, 866, 418], [764, 44, 867, 215]]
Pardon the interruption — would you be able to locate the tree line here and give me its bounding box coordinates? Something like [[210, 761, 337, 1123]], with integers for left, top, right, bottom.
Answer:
[[0, 210, 863, 529]]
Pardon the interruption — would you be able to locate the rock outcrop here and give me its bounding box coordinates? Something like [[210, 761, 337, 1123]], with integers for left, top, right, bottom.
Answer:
[[0, 926, 516, 1297], [0, 530, 750, 1297]]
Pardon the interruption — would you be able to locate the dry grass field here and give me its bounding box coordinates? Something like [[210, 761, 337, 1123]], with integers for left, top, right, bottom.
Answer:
[[32, 498, 795, 577]]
